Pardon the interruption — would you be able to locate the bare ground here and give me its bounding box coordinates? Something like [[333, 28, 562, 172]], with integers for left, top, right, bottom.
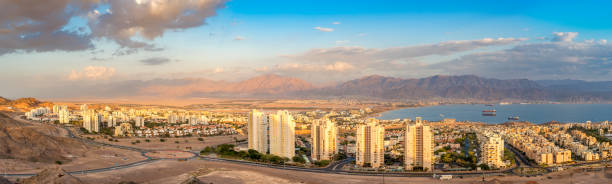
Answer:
[[72, 159, 612, 184]]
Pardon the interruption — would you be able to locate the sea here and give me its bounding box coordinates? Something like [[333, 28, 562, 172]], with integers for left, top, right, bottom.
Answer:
[[377, 104, 612, 124]]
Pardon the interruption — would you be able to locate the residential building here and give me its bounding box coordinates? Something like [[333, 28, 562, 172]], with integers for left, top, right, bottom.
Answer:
[[248, 109, 269, 154], [404, 117, 434, 171], [480, 133, 505, 168], [311, 118, 337, 161], [356, 118, 385, 168], [269, 110, 296, 158]]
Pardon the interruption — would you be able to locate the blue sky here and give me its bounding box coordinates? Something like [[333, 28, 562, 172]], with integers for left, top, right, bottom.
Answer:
[[0, 0, 611, 98]]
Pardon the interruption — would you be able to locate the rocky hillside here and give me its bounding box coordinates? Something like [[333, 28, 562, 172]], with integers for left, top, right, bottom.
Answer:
[[0, 97, 9, 105], [0, 112, 88, 163]]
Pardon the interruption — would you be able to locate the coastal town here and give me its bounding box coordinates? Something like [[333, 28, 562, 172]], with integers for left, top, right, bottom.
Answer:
[[17, 101, 612, 179]]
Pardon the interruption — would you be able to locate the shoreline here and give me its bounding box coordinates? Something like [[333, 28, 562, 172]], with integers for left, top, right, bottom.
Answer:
[[374, 103, 612, 124]]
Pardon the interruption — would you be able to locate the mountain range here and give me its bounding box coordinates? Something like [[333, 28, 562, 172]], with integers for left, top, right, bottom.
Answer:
[[10, 74, 612, 103], [124, 74, 612, 102]]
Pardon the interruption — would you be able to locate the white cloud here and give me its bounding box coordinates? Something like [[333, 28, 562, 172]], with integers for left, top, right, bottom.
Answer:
[[214, 67, 224, 73], [335, 40, 350, 45], [0, 0, 228, 56], [68, 66, 116, 80], [324, 62, 354, 72], [332, 22, 341, 25], [433, 38, 612, 80], [552, 32, 579, 42], [234, 36, 246, 41], [599, 39, 608, 45], [314, 27, 334, 32]]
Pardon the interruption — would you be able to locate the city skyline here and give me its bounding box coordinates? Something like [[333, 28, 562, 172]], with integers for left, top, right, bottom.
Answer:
[[2, 0, 612, 99]]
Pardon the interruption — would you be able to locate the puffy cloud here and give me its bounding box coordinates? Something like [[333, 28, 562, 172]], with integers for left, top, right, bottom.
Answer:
[[552, 32, 579, 42], [0, 0, 228, 56], [213, 67, 224, 73], [0, 0, 97, 55], [89, 0, 227, 52], [68, 66, 116, 80], [140, 57, 170, 65], [600, 39, 608, 45], [274, 37, 527, 82], [275, 61, 355, 73], [332, 22, 341, 25], [314, 27, 334, 32], [432, 38, 612, 80], [234, 36, 246, 41]]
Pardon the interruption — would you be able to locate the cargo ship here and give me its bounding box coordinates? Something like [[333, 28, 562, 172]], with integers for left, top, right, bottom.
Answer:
[[482, 110, 496, 116], [508, 116, 520, 120]]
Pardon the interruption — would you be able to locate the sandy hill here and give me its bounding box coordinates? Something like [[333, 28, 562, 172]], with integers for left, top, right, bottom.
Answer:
[[0, 112, 88, 163], [21, 167, 86, 184], [0, 97, 9, 105]]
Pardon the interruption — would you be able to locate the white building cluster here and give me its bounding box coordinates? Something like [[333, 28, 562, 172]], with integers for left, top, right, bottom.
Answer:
[[248, 109, 296, 158]]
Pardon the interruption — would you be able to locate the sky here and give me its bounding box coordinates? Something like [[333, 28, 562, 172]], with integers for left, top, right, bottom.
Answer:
[[1, 0, 612, 99]]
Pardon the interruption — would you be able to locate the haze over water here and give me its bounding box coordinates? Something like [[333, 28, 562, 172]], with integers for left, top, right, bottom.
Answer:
[[378, 104, 612, 124]]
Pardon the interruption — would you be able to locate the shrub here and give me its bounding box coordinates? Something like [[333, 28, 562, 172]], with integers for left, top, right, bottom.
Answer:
[[292, 156, 306, 163], [160, 139, 166, 142], [314, 160, 330, 167], [55, 160, 63, 165], [197, 137, 204, 141]]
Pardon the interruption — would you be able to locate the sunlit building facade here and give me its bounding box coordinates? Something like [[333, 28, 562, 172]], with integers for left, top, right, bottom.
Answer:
[[404, 117, 434, 171], [311, 118, 337, 161], [356, 118, 385, 168]]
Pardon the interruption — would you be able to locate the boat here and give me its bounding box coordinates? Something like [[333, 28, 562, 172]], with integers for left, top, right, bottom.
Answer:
[[485, 104, 494, 106], [508, 116, 520, 120], [482, 110, 496, 116]]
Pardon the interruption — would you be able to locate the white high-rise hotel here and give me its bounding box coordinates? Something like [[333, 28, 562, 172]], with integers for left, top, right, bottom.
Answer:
[[248, 109, 295, 158], [404, 117, 434, 171], [311, 118, 337, 161], [356, 118, 385, 168], [248, 109, 269, 154]]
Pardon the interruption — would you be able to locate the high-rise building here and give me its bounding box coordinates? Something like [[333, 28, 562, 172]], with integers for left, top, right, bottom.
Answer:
[[356, 118, 385, 168], [58, 108, 70, 124], [134, 116, 145, 127], [269, 110, 295, 158], [480, 133, 505, 168], [404, 117, 434, 171], [248, 109, 269, 154], [80, 104, 88, 111], [83, 110, 100, 133], [311, 118, 337, 161], [168, 113, 178, 124]]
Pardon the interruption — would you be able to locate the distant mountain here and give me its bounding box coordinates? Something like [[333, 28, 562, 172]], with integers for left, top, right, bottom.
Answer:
[[28, 74, 612, 102], [308, 75, 548, 100], [139, 74, 315, 97], [233, 74, 314, 94], [537, 80, 612, 92]]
